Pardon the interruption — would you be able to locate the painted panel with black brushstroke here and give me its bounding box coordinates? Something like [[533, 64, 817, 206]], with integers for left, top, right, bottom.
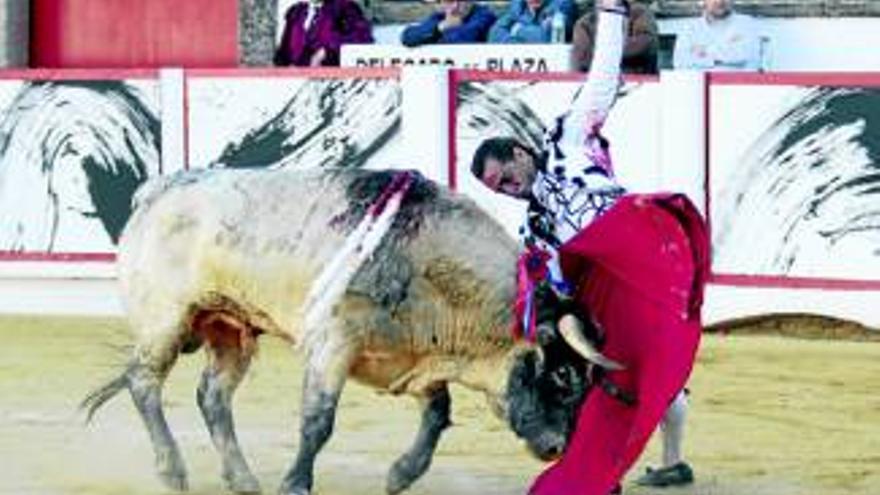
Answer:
[[711, 83, 880, 282], [187, 76, 402, 171], [0, 79, 161, 256]]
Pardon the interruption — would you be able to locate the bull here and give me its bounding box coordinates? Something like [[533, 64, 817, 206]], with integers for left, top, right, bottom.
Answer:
[[82, 167, 608, 495]]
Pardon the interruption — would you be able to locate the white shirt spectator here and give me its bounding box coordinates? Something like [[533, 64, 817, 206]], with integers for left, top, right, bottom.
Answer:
[[673, 11, 760, 71]]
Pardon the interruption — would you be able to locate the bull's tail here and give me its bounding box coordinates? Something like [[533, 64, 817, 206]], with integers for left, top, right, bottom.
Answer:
[[80, 366, 131, 423]]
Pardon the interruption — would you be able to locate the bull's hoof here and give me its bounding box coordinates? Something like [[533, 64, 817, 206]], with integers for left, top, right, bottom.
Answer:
[[386, 455, 428, 495], [386, 468, 412, 495], [156, 448, 189, 491], [224, 470, 262, 494], [278, 479, 310, 495], [158, 470, 189, 492]]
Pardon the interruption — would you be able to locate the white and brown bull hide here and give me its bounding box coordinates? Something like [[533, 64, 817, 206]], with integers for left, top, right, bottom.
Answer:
[[82, 167, 588, 495]]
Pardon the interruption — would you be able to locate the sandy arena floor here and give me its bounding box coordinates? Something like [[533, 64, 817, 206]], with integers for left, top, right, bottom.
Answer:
[[0, 315, 878, 495]]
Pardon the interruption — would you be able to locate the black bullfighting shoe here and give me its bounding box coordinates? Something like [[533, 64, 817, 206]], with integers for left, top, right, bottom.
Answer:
[[634, 461, 694, 487]]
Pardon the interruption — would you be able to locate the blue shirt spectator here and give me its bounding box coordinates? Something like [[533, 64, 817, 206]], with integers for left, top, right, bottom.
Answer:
[[488, 0, 576, 43], [401, 0, 497, 47]]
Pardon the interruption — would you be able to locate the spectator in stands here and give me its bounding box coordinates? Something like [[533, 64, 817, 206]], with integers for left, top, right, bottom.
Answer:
[[401, 0, 497, 47], [571, 0, 658, 74], [487, 0, 576, 43], [274, 0, 374, 67], [673, 0, 760, 71]]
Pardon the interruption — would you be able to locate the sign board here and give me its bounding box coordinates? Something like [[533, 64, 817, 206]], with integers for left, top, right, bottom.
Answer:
[[341, 44, 572, 73]]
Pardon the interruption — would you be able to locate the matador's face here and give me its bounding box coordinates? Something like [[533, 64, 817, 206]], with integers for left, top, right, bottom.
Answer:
[[479, 145, 538, 200]]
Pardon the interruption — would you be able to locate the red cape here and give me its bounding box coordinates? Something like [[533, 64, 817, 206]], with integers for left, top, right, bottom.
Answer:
[[530, 193, 709, 495]]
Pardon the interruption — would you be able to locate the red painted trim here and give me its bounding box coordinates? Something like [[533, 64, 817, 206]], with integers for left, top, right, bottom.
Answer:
[[711, 273, 880, 291], [0, 69, 159, 80], [185, 67, 401, 79], [448, 70, 460, 191], [456, 69, 584, 82], [0, 252, 116, 263], [709, 72, 880, 87], [453, 69, 660, 84]]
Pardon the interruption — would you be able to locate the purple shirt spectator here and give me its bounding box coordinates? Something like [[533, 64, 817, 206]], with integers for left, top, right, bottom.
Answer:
[[401, 1, 497, 47], [274, 0, 374, 67]]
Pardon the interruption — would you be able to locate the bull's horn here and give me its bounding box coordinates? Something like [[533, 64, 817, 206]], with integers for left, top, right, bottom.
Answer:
[[558, 314, 624, 370]]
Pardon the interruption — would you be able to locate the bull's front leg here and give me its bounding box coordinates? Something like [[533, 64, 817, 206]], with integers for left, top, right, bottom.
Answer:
[[279, 341, 352, 495], [386, 384, 452, 495]]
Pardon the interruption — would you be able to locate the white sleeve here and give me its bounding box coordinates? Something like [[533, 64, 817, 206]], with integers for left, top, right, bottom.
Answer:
[[712, 15, 761, 70], [671, 28, 691, 70], [673, 21, 713, 70], [568, 10, 626, 138]]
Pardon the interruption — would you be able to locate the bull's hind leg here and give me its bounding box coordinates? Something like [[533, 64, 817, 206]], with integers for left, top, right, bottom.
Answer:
[[386, 384, 452, 495], [127, 341, 190, 491], [279, 338, 353, 495], [196, 313, 261, 494]]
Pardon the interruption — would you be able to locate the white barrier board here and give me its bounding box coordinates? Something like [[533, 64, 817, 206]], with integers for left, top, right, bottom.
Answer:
[[342, 44, 572, 73]]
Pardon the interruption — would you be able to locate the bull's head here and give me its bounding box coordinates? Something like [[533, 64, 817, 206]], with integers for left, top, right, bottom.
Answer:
[[498, 315, 621, 461], [503, 347, 585, 460]]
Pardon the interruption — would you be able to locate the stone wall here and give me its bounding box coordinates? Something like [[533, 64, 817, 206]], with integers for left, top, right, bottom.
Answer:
[[656, 0, 880, 17], [1, 0, 29, 67], [239, 0, 278, 66]]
